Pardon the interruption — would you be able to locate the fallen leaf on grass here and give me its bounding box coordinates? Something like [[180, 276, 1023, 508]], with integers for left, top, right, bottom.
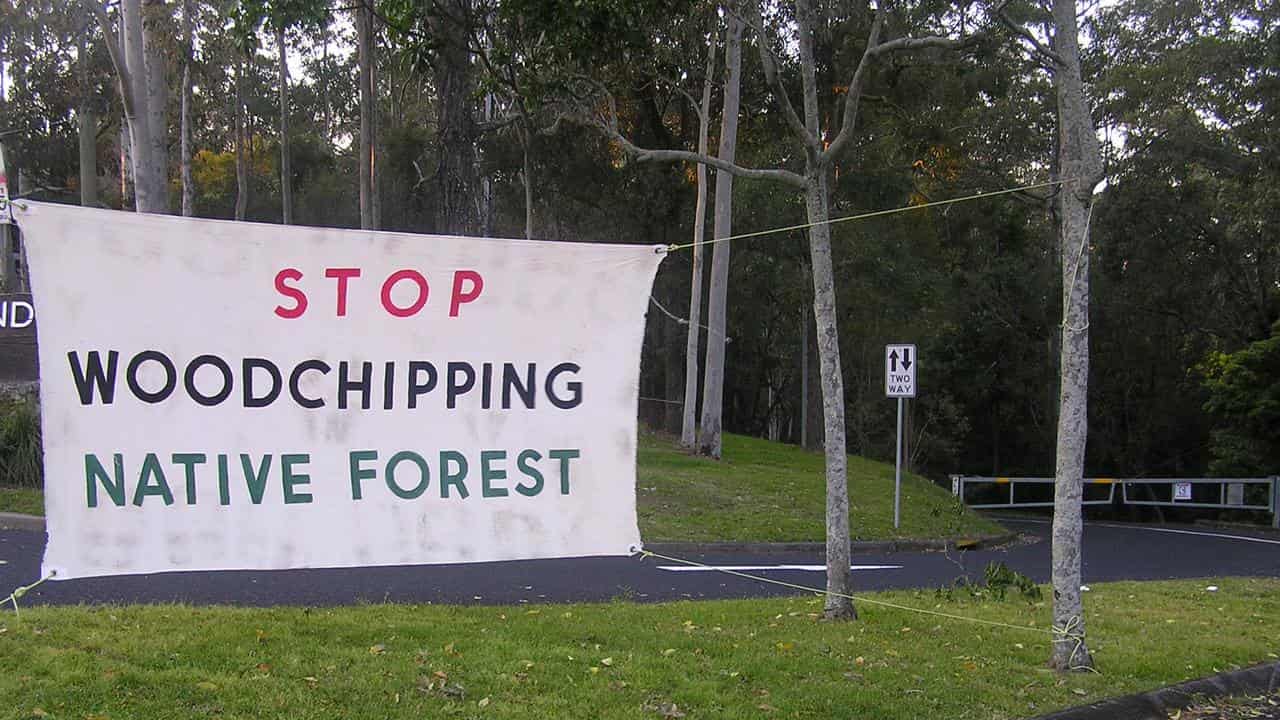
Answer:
[[641, 701, 686, 719], [478, 697, 490, 708], [758, 704, 777, 712], [601, 657, 614, 666], [1072, 689, 1087, 696], [196, 681, 218, 691]]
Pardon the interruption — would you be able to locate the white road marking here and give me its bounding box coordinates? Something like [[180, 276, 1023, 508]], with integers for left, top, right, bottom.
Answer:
[[658, 564, 902, 573], [998, 518, 1280, 545]]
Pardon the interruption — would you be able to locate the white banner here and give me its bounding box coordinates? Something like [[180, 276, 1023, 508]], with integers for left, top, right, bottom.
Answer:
[[19, 203, 664, 579]]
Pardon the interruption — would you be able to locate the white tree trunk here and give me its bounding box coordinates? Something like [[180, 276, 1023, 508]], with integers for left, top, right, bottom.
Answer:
[[277, 24, 293, 225], [805, 169, 854, 619], [696, 13, 743, 459], [1049, 0, 1101, 672], [681, 23, 717, 448], [120, 0, 159, 212], [790, 0, 854, 619]]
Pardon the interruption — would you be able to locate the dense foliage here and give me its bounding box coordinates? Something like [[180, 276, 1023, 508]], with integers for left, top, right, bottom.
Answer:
[[0, 0, 1275, 479]]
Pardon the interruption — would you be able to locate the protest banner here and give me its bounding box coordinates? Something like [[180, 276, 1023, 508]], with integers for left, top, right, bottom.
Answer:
[[17, 202, 663, 579]]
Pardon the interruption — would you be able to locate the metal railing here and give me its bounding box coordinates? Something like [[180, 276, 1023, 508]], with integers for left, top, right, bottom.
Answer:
[[951, 475, 1280, 529], [950, 476, 1117, 509]]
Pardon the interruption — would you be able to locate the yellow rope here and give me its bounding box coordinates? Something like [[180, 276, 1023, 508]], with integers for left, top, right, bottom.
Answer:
[[665, 178, 1074, 251], [3, 572, 55, 619]]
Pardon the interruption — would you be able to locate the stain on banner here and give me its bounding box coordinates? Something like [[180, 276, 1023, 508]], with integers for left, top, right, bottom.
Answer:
[[18, 203, 665, 579]]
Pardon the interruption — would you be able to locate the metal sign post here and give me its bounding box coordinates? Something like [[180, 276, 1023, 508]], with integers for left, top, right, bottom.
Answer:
[[885, 344, 916, 529], [0, 140, 13, 294]]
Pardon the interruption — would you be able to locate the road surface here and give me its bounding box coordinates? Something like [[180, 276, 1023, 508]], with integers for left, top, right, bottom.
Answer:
[[1, 518, 1277, 607]]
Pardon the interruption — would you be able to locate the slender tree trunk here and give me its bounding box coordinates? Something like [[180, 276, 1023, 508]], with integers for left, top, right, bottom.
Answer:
[[696, 13, 743, 459], [180, 0, 193, 216], [370, 27, 381, 230], [432, 0, 479, 235], [805, 169, 854, 619], [357, 1, 375, 229], [235, 50, 248, 221], [322, 25, 333, 145], [119, 0, 158, 212], [141, 0, 169, 212], [1048, 0, 1101, 672], [521, 127, 534, 239], [793, 0, 853, 618], [681, 21, 717, 449], [276, 24, 293, 224], [120, 119, 133, 205], [77, 28, 98, 208]]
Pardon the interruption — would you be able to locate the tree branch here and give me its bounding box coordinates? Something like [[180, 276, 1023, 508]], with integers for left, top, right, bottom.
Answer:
[[996, 8, 1064, 67], [81, 0, 137, 120], [823, 3, 886, 162], [825, 1, 1001, 164], [597, 119, 805, 187], [750, 0, 820, 152]]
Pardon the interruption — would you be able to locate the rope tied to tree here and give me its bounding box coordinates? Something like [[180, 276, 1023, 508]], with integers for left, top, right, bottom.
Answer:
[[3, 571, 56, 619], [662, 178, 1075, 253], [1050, 615, 1099, 673]]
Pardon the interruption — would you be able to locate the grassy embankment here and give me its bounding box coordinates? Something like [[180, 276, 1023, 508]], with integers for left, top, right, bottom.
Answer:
[[637, 431, 1002, 542], [2, 578, 1278, 719], [0, 432, 1001, 543], [0, 430, 998, 538]]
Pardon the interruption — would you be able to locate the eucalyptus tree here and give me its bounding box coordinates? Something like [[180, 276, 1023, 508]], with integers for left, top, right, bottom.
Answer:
[[696, 11, 743, 459], [230, 0, 330, 223], [599, 0, 1004, 619], [682, 16, 717, 448], [84, 0, 171, 213], [997, 0, 1103, 669]]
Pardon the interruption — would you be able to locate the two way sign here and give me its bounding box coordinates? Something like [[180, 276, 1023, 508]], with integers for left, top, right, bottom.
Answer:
[[885, 344, 916, 398], [885, 343, 917, 529]]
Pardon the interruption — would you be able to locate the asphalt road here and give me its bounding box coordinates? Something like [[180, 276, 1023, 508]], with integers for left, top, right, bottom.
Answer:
[[1, 518, 1277, 607]]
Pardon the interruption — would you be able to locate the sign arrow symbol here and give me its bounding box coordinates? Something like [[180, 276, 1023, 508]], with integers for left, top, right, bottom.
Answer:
[[888, 349, 899, 372], [901, 348, 912, 371]]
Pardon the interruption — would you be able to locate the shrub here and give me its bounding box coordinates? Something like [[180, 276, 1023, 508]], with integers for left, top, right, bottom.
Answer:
[[0, 398, 42, 487]]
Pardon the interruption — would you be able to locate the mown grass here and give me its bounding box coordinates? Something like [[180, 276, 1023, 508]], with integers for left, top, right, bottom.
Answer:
[[2, 577, 1277, 719], [637, 431, 1002, 542], [0, 486, 42, 516]]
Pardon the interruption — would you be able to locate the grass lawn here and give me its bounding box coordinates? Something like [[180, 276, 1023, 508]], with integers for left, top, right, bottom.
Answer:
[[0, 487, 42, 516], [2, 577, 1277, 719], [638, 431, 1002, 542]]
